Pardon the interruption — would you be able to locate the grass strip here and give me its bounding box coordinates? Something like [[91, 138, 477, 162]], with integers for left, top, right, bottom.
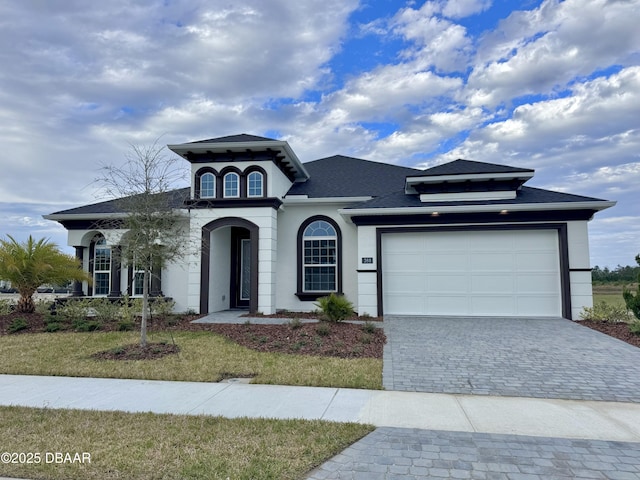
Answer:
[[0, 331, 382, 389], [0, 406, 373, 480]]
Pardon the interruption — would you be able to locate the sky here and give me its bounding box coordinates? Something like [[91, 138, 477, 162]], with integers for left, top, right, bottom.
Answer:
[[0, 0, 638, 268]]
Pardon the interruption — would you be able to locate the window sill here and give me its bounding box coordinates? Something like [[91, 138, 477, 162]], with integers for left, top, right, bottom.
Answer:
[[295, 291, 341, 301]]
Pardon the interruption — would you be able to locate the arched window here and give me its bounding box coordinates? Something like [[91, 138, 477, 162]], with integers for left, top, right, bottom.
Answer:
[[224, 172, 239, 198], [200, 172, 215, 198], [247, 171, 264, 197], [297, 217, 341, 297], [93, 238, 111, 296]]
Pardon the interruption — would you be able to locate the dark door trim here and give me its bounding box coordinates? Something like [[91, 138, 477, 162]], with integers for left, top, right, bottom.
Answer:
[[230, 228, 251, 309]]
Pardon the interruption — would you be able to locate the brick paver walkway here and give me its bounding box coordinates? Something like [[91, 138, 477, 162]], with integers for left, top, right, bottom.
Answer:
[[306, 428, 640, 479], [383, 316, 640, 402]]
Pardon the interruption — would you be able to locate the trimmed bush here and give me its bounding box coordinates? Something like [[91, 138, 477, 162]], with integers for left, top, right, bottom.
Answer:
[[0, 299, 13, 315], [34, 299, 53, 315], [362, 321, 377, 334], [89, 298, 121, 323], [579, 301, 630, 323], [8, 318, 28, 333], [314, 293, 354, 323], [57, 299, 92, 322]]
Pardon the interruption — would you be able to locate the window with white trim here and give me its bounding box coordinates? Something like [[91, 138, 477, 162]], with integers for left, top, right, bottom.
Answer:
[[247, 171, 263, 197], [224, 172, 239, 198], [200, 172, 215, 198], [302, 220, 337, 292], [93, 238, 111, 296]]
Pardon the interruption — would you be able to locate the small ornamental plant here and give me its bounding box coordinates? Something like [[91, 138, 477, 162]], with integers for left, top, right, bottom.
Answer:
[[315, 293, 354, 323]]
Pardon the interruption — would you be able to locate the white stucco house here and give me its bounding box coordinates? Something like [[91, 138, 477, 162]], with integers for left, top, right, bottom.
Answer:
[[45, 134, 615, 319]]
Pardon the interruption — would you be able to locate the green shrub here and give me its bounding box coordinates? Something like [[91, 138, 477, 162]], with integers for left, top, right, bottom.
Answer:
[[89, 298, 120, 323], [628, 320, 640, 335], [151, 297, 176, 318], [72, 319, 101, 332], [315, 323, 331, 336], [287, 318, 303, 329], [579, 301, 630, 323], [0, 299, 13, 315], [359, 333, 372, 344], [57, 299, 92, 322], [120, 295, 142, 323], [45, 322, 62, 332], [8, 318, 28, 333], [34, 299, 53, 315], [622, 254, 640, 320], [362, 321, 377, 334], [117, 319, 135, 331], [314, 293, 354, 323]]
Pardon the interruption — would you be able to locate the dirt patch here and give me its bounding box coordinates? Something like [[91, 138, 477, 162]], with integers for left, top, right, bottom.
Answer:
[[91, 343, 180, 360], [577, 320, 640, 348], [207, 322, 385, 359]]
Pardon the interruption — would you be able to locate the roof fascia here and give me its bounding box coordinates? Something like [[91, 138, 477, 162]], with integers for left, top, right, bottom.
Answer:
[[167, 140, 310, 182], [283, 196, 373, 205], [406, 171, 534, 185], [339, 200, 616, 220]]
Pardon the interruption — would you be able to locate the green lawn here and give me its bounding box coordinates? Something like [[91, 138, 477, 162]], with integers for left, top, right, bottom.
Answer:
[[0, 330, 382, 389], [0, 406, 373, 480], [592, 283, 633, 309]]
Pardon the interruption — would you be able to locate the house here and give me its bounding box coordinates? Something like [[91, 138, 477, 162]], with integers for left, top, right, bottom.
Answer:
[[44, 134, 615, 319]]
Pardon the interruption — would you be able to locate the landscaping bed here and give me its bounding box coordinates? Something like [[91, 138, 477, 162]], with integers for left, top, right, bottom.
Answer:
[[577, 320, 640, 348], [0, 311, 385, 359]]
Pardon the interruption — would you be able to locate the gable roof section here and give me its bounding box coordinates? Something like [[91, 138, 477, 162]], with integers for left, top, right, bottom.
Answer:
[[286, 155, 421, 198], [183, 133, 278, 144], [419, 159, 534, 176]]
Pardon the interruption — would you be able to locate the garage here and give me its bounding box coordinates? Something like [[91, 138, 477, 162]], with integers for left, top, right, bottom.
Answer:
[[381, 229, 562, 317]]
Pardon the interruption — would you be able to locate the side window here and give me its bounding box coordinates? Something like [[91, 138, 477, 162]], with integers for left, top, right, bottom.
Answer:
[[224, 172, 239, 198], [200, 172, 215, 198], [93, 238, 111, 296], [247, 171, 264, 197]]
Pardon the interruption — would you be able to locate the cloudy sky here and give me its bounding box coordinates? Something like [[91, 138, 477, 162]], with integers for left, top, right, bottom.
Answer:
[[0, 0, 638, 268]]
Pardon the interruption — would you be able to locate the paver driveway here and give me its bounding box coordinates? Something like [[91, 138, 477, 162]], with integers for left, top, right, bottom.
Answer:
[[306, 428, 640, 480], [383, 316, 640, 402]]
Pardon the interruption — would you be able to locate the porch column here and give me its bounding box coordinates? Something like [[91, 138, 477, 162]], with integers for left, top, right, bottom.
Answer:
[[72, 246, 85, 296], [108, 245, 122, 297]]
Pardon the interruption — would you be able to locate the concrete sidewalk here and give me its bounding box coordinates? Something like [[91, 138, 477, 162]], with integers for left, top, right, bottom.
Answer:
[[1, 374, 640, 442]]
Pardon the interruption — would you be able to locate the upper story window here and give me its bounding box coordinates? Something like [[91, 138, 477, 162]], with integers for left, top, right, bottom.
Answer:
[[224, 172, 240, 198], [200, 172, 215, 198], [93, 237, 111, 296], [247, 171, 264, 197]]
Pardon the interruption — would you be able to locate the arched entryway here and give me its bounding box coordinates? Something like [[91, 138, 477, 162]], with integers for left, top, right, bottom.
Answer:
[[200, 218, 259, 314]]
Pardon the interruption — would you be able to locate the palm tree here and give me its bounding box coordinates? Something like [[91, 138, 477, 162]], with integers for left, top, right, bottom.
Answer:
[[0, 235, 91, 313]]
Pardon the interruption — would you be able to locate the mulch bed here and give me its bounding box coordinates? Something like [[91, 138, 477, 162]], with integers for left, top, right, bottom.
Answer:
[[577, 320, 640, 348], [244, 311, 383, 322], [206, 322, 385, 359], [91, 343, 180, 360]]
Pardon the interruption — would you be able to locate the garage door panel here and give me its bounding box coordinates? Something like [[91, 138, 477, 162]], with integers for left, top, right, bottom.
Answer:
[[516, 274, 559, 294], [385, 253, 424, 272], [384, 273, 424, 294], [471, 296, 516, 315], [427, 253, 467, 271], [426, 274, 468, 293], [470, 274, 515, 293], [470, 253, 514, 271], [382, 229, 561, 317], [516, 252, 558, 271]]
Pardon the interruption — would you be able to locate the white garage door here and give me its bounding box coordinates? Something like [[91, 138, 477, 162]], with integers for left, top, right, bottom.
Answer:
[[382, 229, 561, 317]]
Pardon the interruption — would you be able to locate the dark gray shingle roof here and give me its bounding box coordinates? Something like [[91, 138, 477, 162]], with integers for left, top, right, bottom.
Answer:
[[419, 159, 533, 176], [186, 134, 278, 144], [345, 186, 609, 209], [49, 188, 191, 216], [286, 155, 421, 198]]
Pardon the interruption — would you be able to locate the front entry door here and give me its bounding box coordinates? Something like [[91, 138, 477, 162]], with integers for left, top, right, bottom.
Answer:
[[231, 228, 250, 308]]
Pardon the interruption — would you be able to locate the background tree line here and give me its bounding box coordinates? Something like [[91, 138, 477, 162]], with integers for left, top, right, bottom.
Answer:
[[592, 263, 640, 283]]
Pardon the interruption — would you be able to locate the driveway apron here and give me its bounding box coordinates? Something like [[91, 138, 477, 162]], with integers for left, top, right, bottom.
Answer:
[[383, 316, 640, 402]]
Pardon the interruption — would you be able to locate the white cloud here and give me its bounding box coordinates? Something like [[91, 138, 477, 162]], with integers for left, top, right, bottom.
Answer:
[[469, 0, 640, 106], [442, 0, 492, 19]]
